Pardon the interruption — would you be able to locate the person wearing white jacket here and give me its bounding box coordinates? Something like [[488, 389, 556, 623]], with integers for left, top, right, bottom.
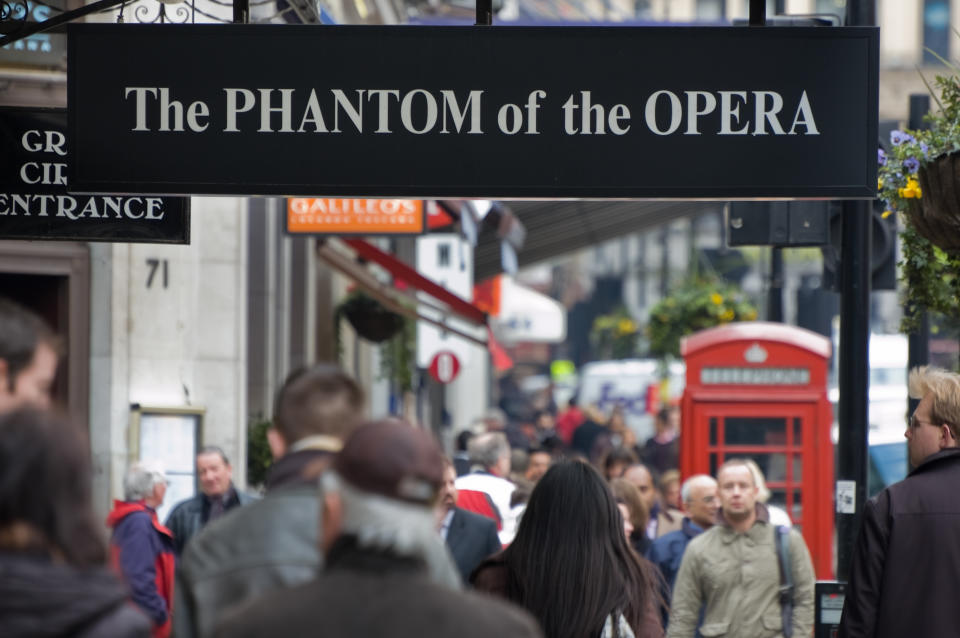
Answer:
[[454, 432, 517, 544]]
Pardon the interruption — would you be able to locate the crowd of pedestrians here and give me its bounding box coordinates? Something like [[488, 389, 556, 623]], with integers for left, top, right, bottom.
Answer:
[[4, 294, 960, 637]]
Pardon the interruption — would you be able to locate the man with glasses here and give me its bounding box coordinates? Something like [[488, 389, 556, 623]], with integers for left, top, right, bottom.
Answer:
[[839, 366, 960, 638]]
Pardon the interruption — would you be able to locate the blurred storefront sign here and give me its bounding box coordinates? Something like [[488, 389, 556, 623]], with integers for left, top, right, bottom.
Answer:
[[69, 24, 877, 199], [0, 107, 189, 243], [286, 198, 424, 235]]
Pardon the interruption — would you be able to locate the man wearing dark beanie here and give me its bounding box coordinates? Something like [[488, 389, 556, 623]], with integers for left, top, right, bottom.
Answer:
[[214, 419, 543, 638]]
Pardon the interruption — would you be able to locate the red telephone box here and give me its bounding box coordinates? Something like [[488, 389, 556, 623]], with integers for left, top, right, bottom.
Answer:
[[680, 322, 834, 578]]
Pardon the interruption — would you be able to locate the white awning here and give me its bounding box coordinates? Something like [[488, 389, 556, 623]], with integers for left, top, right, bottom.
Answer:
[[490, 276, 566, 344]]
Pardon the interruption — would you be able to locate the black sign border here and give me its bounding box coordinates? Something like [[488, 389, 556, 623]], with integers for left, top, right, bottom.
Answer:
[[67, 24, 879, 201]]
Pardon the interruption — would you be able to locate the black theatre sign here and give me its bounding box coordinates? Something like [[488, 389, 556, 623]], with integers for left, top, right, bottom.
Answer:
[[68, 24, 878, 200], [0, 107, 190, 243]]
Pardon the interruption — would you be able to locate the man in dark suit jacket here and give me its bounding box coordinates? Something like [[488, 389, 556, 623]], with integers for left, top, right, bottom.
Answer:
[[438, 459, 502, 582]]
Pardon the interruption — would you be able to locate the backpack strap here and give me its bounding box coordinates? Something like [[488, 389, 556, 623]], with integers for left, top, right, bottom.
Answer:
[[774, 525, 794, 638]]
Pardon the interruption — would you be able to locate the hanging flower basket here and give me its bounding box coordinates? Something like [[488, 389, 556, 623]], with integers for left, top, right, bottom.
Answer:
[[911, 150, 960, 254], [337, 292, 405, 343]]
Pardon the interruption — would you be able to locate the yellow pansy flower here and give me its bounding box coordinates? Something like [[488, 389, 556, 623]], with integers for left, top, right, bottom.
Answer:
[[710, 293, 723, 305], [898, 178, 922, 199]]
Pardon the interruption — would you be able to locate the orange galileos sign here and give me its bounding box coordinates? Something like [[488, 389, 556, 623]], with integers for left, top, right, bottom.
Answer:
[[287, 198, 424, 235]]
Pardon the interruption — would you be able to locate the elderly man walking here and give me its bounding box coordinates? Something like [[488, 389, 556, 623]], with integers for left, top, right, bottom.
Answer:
[[455, 431, 517, 544], [667, 459, 815, 638], [106, 460, 176, 638], [839, 366, 960, 638]]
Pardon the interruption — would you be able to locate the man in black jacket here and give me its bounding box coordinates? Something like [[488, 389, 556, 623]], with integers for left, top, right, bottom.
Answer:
[[165, 446, 257, 556], [839, 366, 960, 638]]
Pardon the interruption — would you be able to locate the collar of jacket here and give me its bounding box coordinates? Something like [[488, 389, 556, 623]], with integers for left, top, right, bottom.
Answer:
[[681, 517, 704, 538], [325, 535, 425, 575], [265, 448, 335, 491], [715, 502, 770, 541], [289, 434, 343, 454], [910, 446, 960, 476]]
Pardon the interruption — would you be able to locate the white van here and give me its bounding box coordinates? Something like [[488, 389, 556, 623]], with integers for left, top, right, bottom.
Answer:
[[576, 359, 685, 442], [828, 333, 909, 437]]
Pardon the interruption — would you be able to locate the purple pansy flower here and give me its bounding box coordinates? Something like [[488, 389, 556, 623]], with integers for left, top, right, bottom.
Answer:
[[890, 130, 914, 146], [878, 148, 887, 166], [903, 157, 920, 174]]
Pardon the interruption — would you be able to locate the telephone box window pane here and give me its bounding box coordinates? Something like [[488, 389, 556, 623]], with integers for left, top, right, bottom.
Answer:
[[745, 453, 787, 483], [791, 490, 803, 523], [792, 455, 803, 482], [710, 417, 718, 446], [723, 417, 786, 446], [793, 417, 803, 445], [768, 488, 788, 514], [709, 453, 719, 478]]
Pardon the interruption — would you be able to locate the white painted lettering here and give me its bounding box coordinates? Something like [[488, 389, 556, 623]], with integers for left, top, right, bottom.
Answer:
[[125, 87, 158, 131], [645, 90, 682, 135], [753, 91, 785, 135], [440, 90, 483, 134], [497, 103, 523, 135], [685, 91, 717, 135], [298, 89, 329, 133], [368, 90, 400, 133], [789, 91, 819, 135], [258, 88, 295, 133], [332, 89, 365, 133], [400, 89, 438, 134], [719, 91, 749, 135], [224, 88, 256, 132]]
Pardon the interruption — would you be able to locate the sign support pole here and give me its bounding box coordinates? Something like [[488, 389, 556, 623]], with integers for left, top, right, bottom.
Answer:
[[749, 0, 765, 26], [476, 0, 492, 25], [906, 94, 931, 419], [836, 0, 874, 584]]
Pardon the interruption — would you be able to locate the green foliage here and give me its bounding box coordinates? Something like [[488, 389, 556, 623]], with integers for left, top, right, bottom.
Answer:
[[590, 306, 642, 359], [247, 419, 272, 488], [899, 222, 960, 332], [378, 312, 416, 393], [875, 54, 960, 332], [647, 277, 758, 358]]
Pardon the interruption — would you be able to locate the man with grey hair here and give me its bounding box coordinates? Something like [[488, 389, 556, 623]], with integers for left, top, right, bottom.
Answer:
[[214, 420, 542, 638], [165, 445, 257, 556], [647, 473, 718, 617], [106, 460, 176, 637], [840, 366, 960, 638], [455, 431, 517, 544]]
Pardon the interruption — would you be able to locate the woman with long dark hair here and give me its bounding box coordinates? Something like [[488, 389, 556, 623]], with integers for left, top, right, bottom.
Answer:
[[471, 460, 664, 638], [0, 408, 149, 637]]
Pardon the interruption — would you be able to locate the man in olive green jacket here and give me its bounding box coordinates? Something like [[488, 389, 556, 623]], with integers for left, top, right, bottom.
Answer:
[[666, 459, 815, 638]]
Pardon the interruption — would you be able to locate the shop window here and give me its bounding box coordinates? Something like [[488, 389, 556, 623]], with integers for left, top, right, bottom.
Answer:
[[923, 0, 951, 65]]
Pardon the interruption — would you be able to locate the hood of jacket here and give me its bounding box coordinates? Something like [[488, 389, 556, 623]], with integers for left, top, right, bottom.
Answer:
[[105, 500, 150, 529], [0, 552, 139, 638]]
